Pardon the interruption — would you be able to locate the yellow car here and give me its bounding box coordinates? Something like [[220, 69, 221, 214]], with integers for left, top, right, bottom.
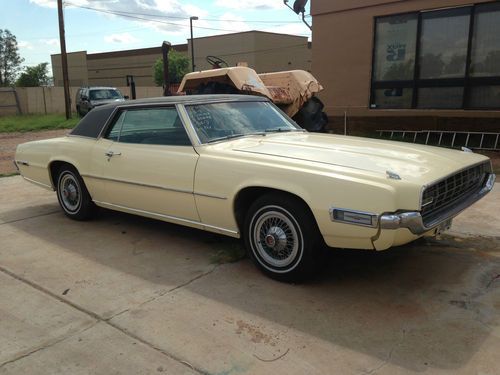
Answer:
[[15, 95, 495, 281]]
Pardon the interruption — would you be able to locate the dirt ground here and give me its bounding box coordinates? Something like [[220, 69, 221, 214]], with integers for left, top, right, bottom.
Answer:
[[0, 129, 69, 175]]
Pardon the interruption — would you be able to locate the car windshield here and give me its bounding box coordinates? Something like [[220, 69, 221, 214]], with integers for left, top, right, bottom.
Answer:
[[184, 101, 302, 143], [89, 89, 123, 101]]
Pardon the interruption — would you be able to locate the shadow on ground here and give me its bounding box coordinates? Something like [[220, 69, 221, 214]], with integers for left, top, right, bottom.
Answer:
[[3, 204, 500, 373]]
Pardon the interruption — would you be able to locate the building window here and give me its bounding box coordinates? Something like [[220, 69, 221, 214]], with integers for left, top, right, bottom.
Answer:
[[371, 2, 500, 110], [373, 14, 418, 82]]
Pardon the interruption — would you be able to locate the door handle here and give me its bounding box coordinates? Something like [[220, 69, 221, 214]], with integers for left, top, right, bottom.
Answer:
[[105, 151, 121, 157]]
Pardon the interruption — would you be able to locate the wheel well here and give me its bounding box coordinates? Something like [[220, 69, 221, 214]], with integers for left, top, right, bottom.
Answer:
[[49, 161, 75, 188], [233, 187, 317, 232]]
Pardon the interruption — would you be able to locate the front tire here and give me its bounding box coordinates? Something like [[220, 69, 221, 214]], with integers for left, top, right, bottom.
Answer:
[[244, 193, 323, 282], [56, 166, 95, 220]]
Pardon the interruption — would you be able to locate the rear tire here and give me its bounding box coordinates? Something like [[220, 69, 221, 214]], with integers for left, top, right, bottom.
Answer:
[[292, 96, 328, 133], [244, 193, 323, 282], [56, 166, 95, 220]]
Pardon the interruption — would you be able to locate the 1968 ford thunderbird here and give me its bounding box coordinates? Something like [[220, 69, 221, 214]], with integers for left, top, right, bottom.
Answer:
[[15, 95, 495, 281]]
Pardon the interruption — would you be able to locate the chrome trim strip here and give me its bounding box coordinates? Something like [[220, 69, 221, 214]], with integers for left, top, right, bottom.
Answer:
[[82, 174, 227, 200], [97, 106, 120, 139], [81, 174, 192, 194], [381, 173, 495, 235], [176, 104, 201, 146], [22, 176, 53, 190], [93, 200, 238, 236], [194, 192, 227, 200]]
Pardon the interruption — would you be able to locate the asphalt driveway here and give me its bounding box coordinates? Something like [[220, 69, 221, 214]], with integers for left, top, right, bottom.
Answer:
[[0, 176, 499, 374]]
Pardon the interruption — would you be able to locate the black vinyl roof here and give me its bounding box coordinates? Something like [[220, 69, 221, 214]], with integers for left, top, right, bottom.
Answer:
[[70, 94, 268, 139]]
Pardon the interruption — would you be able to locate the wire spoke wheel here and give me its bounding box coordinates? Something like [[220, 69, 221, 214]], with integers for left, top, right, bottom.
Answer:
[[58, 172, 82, 213], [250, 206, 304, 272]]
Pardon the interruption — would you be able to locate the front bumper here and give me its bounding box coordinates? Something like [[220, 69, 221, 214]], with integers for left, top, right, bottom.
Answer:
[[380, 173, 495, 235]]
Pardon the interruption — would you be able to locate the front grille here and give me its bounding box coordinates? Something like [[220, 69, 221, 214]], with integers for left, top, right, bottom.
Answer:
[[421, 162, 488, 226]]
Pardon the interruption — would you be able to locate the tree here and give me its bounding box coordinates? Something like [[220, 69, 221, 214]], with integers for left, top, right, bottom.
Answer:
[[153, 49, 190, 86], [16, 63, 50, 87], [0, 29, 24, 86]]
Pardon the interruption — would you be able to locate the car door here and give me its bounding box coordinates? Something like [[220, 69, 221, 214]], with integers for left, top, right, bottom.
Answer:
[[97, 105, 200, 221]]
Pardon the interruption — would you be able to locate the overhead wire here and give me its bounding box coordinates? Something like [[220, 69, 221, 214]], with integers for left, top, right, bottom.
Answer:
[[66, 2, 306, 24]]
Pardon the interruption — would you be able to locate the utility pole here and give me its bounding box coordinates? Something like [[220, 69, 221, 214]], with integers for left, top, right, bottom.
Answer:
[[57, 0, 71, 119], [190, 16, 198, 72]]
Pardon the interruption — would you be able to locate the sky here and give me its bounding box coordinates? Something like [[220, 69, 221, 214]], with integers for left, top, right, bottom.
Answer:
[[1, 0, 311, 72]]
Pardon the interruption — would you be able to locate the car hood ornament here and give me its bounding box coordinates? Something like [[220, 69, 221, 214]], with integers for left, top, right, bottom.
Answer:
[[386, 170, 401, 180]]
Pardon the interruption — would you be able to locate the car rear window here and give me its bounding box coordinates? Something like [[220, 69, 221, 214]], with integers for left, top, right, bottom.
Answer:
[[89, 89, 123, 100], [70, 106, 116, 138]]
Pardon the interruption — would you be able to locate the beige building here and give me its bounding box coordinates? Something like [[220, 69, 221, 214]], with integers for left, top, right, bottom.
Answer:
[[312, 0, 500, 133], [188, 31, 311, 72], [51, 45, 187, 87], [52, 31, 311, 88]]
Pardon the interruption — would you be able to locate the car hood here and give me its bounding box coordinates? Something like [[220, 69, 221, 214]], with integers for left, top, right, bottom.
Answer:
[[229, 132, 489, 184]]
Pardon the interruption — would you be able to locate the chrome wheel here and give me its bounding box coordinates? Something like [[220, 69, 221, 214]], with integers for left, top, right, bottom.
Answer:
[[59, 172, 81, 213], [251, 206, 303, 271]]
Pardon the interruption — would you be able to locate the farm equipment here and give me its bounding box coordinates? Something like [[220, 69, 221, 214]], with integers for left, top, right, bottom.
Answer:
[[177, 59, 328, 132]]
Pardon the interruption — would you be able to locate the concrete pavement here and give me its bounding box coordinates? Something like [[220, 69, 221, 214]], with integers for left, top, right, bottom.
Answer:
[[0, 176, 499, 374]]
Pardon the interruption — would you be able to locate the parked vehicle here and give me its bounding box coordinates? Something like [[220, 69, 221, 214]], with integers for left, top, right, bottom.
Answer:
[[75, 86, 126, 116], [15, 95, 495, 281]]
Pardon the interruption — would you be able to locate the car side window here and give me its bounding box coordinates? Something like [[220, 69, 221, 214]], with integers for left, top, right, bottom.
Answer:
[[106, 111, 125, 141], [105, 107, 191, 146]]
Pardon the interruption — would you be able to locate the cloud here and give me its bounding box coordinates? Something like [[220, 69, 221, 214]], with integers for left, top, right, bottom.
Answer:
[[42, 38, 59, 46], [104, 32, 140, 44], [29, 0, 57, 8], [30, 0, 207, 34], [217, 13, 250, 32], [18, 41, 34, 50], [214, 0, 283, 10]]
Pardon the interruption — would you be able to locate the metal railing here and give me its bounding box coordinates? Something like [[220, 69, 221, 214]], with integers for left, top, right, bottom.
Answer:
[[377, 130, 500, 150]]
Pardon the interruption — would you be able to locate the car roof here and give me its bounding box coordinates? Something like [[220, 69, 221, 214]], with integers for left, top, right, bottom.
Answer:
[[70, 94, 269, 139], [101, 94, 269, 110]]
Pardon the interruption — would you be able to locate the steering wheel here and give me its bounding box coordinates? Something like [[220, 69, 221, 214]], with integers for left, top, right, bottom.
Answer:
[[206, 55, 229, 68]]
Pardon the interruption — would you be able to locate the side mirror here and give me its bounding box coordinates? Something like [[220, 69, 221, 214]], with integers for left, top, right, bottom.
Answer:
[[81, 95, 88, 101], [124, 95, 129, 100]]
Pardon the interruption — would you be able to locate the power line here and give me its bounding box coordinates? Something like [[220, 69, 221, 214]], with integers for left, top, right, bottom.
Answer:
[[65, 2, 305, 24], [63, 3, 246, 33]]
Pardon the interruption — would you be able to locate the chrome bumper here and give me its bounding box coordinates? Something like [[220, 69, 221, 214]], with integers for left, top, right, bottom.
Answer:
[[380, 173, 495, 235]]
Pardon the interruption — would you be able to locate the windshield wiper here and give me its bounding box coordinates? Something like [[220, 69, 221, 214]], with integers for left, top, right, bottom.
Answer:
[[206, 132, 265, 144], [264, 128, 297, 133]]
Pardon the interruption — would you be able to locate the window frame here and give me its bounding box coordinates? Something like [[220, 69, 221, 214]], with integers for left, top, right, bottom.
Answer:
[[370, 1, 500, 110], [103, 105, 193, 147]]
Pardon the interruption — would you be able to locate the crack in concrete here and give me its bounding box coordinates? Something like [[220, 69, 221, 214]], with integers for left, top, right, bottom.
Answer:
[[0, 211, 59, 226], [0, 264, 212, 375], [135, 264, 221, 310], [361, 328, 407, 375], [0, 321, 99, 369]]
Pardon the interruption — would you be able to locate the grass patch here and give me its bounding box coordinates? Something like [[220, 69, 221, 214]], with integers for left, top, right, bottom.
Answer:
[[0, 114, 79, 133], [0, 172, 20, 178]]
